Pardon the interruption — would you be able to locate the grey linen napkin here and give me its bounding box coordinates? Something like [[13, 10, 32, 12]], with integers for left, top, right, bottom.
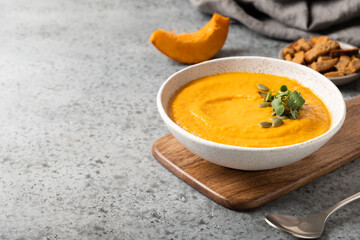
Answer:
[[189, 0, 360, 46]]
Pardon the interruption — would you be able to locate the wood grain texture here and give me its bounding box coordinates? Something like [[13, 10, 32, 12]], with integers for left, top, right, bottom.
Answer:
[[152, 96, 360, 210]]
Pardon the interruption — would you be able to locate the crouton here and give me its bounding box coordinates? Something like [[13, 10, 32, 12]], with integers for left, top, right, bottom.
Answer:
[[335, 55, 351, 71], [329, 48, 359, 58], [292, 51, 305, 64], [298, 38, 312, 51], [346, 58, 360, 73], [309, 58, 339, 73], [318, 56, 333, 62], [283, 37, 359, 77], [283, 47, 295, 56], [304, 40, 335, 62], [324, 71, 344, 78], [284, 54, 292, 61], [310, 36, 329, 45]]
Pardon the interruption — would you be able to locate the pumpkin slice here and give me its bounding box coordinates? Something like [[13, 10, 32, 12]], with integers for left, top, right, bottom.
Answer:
[[149, 13, 230, 64]]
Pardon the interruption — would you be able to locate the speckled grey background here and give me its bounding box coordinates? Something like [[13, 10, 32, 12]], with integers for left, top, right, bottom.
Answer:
[[0, 0, 359, 239]]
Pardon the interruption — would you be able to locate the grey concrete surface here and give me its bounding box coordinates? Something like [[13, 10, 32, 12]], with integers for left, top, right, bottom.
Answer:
[[0, 0, 360, 239]]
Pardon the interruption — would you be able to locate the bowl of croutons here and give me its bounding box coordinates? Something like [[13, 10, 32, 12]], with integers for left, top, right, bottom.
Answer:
[[279, 36, 360, 86]]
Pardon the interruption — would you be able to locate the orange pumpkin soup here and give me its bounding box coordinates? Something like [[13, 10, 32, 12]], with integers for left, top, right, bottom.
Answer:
[[170, 72, 331, 148]]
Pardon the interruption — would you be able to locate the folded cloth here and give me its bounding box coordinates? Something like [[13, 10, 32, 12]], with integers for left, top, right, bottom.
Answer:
[[189, 0, 360, 46]]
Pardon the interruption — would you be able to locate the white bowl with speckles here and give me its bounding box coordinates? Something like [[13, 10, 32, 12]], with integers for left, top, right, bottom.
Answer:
[[157, 57, 346, 170]]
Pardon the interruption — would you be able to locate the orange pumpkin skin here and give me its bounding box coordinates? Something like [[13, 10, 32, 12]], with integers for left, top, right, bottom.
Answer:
[[149, 13, 230, 64]]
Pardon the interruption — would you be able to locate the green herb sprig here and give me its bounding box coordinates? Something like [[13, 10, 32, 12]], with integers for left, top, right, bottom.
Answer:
[[257, 84, 305, 128]]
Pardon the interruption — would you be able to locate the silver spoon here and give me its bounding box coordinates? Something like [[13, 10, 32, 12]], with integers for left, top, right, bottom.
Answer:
[[265, 192, 360, 239]]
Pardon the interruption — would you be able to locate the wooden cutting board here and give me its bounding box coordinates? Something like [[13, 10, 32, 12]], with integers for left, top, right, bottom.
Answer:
[[152, 96, 360, 210]]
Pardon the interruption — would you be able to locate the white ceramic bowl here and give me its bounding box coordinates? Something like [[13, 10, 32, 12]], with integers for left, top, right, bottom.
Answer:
[[278, 41, 360, 86], [157, 57, 346, 170]]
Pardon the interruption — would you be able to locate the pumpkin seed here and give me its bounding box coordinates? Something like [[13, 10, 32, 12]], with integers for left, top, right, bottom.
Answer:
[[271, 118, 283, 127], [258, 102, 271, 108], [259, 122, 272, 128], [278, 115, 288, 120], [258, 91, 267, 98], [257, 84, 269, 92]]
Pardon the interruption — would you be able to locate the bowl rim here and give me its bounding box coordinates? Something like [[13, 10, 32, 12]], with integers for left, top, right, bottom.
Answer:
[[278, 40, 360, 81], [157, 56, 346, 152]]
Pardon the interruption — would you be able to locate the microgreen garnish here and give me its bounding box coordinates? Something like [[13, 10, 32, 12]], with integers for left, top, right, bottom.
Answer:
[[280, 85, 288, 92], [257, 84, 305, 128], [265, 90, 274, 102]]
